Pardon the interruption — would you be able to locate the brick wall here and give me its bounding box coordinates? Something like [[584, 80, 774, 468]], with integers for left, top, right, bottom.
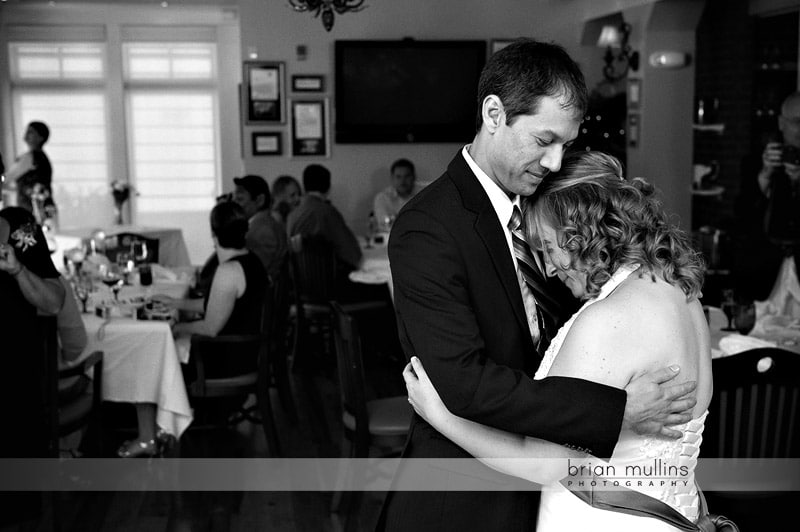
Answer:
[[692, 0, 755, 233], [693, 2, 798, 235]]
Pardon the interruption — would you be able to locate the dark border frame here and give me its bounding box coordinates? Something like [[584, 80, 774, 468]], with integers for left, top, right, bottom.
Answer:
[[627, 78, 642, 110], [292, 74, 325, 92], [243, 61, 285, 124], [252, 131, 282, 156], [290, 98, 329, 157]]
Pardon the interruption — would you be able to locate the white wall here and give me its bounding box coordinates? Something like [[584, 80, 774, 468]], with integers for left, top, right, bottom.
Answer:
[[235, 0, 618, 234], [2, 0, 694, 238]]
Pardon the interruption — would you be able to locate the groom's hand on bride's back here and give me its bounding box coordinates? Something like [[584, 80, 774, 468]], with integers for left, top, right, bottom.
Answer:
[[622, 365, 697, 438]]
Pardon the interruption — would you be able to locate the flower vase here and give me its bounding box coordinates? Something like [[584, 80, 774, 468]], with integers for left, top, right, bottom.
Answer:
[[113, 203, 124, 225]]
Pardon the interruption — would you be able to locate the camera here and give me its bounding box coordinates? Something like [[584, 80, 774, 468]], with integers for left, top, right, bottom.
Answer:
[[782, 145, 800, 165]]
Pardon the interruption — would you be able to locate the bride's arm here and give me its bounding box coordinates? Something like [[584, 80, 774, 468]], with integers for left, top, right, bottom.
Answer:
[[404, 357, 588, 485]]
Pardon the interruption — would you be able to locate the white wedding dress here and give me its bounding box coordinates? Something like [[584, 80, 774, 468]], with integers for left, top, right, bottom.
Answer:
[[533, 264, 707, 531]]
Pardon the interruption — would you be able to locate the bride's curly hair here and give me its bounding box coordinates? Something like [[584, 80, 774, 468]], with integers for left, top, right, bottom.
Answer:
[[524, 151, 705, 300]]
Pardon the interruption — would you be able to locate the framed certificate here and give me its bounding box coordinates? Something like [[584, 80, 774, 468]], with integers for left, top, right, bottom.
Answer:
[[290, 98, 329, 157], [243, 61, 285, 124]]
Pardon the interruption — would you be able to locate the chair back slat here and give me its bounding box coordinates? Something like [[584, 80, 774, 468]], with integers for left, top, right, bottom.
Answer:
[[290, 235, 337, 304], [331, 302, 369, 441], [704, 348, 800, 459]]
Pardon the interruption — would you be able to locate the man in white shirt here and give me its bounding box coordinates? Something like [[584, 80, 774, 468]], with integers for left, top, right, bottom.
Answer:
[[372, 158, 421, 231]]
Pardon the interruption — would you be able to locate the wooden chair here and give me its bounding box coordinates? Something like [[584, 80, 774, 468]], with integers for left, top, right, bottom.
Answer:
[[185, 288, 281, 456], [267, 262, 298, 423], [288, 234, 338, 372], [702, 347, 800, 529], [40, 316, 104, 458], [329, 301, 412, 517], [703, 347, 800, 458]]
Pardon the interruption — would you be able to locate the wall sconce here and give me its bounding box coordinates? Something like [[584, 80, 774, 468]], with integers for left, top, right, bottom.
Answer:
[[288, 0, 367, 32], [648, 51, 689, 69], [598, 22, 639, 82]]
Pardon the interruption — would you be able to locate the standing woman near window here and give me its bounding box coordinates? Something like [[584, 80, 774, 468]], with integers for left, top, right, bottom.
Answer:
[[5, 121, 58, 224]]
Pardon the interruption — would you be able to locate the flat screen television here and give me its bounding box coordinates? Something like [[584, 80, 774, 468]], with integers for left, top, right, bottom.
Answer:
[[334, 39, 487, 143]]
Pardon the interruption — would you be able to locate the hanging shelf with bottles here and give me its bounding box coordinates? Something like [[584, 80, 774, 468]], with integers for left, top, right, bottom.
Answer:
[[693, 97, 725, 134]]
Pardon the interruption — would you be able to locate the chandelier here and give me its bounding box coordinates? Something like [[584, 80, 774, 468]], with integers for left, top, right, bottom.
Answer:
[[288, 0, 367, 32]]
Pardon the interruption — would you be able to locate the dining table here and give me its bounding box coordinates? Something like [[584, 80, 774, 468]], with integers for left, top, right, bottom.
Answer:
[[706, 305, 800, 358], [349, 236, 393, 299], [71, 275, 195, 439]]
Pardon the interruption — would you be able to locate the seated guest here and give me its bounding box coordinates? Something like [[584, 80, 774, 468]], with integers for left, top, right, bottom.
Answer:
[[232, 174, 288, 281], [126, 202, 267, 458], [288, 164, 362, 273], [0, 205, 65, 528], [271, 174, 302, 226], [58, 276, 88, 363], [373, 158, 422, 232]]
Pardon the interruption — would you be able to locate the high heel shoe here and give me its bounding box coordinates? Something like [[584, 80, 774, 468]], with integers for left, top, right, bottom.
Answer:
[[117, 438, 160, 458], [155, 428, 175, 453]]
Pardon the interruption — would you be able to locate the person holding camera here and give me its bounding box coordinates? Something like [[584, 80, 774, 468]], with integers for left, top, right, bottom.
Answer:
[[733, 91, 800, 313]]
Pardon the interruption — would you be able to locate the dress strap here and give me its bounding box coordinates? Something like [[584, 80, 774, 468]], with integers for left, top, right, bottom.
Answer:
[[594, 263, 641, 302]]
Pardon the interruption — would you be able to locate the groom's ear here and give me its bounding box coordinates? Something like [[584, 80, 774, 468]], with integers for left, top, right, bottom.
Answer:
[[481, 95, 505, 133]]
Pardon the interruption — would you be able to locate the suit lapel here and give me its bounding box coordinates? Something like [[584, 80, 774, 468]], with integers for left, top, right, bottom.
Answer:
[[446, 154, 533, 346]]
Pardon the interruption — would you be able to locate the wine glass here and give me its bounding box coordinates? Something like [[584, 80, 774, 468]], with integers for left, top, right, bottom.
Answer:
[[734, 302, 757, 335], [720, 289, 737, 331], [101, 267, 124, 302], [74, 282, 90, 313]]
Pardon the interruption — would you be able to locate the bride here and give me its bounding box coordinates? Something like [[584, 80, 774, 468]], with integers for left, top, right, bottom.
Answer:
[[404, 151, 713, 531]]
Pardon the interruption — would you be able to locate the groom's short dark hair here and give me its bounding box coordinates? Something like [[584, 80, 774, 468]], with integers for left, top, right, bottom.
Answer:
[[475, 38, 588, 131]]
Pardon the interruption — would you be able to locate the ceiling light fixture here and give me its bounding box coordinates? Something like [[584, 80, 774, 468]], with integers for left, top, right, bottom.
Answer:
[[287, 0, 367, 32]]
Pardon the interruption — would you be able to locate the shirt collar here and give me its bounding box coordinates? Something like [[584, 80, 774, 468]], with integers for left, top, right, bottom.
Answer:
[[461, 145, 518, 229]]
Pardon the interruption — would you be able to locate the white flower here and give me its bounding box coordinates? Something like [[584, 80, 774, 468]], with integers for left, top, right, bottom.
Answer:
[[11, 223, 37, 252]]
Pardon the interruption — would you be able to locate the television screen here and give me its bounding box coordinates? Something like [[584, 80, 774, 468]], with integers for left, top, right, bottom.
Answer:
[[335, 40, 487, 143]]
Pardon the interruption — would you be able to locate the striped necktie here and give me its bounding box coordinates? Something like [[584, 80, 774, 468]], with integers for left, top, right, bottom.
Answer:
[[508, 205, 542, 345], [508, 205, 564, 324], [508, 205, 545, 293]]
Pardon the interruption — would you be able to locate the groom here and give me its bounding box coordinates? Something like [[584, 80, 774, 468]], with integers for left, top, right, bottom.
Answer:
[[378, 39, 697, 532]]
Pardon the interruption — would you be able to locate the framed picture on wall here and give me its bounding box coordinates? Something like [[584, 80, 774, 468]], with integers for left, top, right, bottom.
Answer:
[[290, 98, 329, 157], [627, 78, 642, 110], [292, 75, 325, 92], [252, 132, 282, 156], [243, 61, 285, 124], [628, 113, 640, 147]]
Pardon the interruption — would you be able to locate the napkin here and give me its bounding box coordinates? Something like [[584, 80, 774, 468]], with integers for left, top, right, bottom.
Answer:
[[718, 333, 777, 357], [150, 263, 178, 281], [349, 268, 390, 285]]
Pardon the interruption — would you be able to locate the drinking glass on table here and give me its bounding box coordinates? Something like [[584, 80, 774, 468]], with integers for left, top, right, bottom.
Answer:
[[74, 277, 92, 313], [100, 265, 124, 302], [734, 301, 756, 335], [720, 289, 737, 331], [139, 263, 153, 287]]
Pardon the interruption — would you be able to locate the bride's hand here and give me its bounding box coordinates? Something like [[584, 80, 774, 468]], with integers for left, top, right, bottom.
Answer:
[[403, 356, 451, 426]]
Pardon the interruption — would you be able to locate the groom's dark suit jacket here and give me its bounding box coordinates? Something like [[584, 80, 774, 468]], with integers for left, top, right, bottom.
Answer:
[[377, 152, 626, 532]]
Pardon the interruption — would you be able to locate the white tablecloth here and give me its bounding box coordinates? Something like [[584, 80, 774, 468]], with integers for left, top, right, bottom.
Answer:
[[706, 305, 800, 357], [349, 241, 393, 299], [57, 225, 191, 268], [78, 279, 193, 438]]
